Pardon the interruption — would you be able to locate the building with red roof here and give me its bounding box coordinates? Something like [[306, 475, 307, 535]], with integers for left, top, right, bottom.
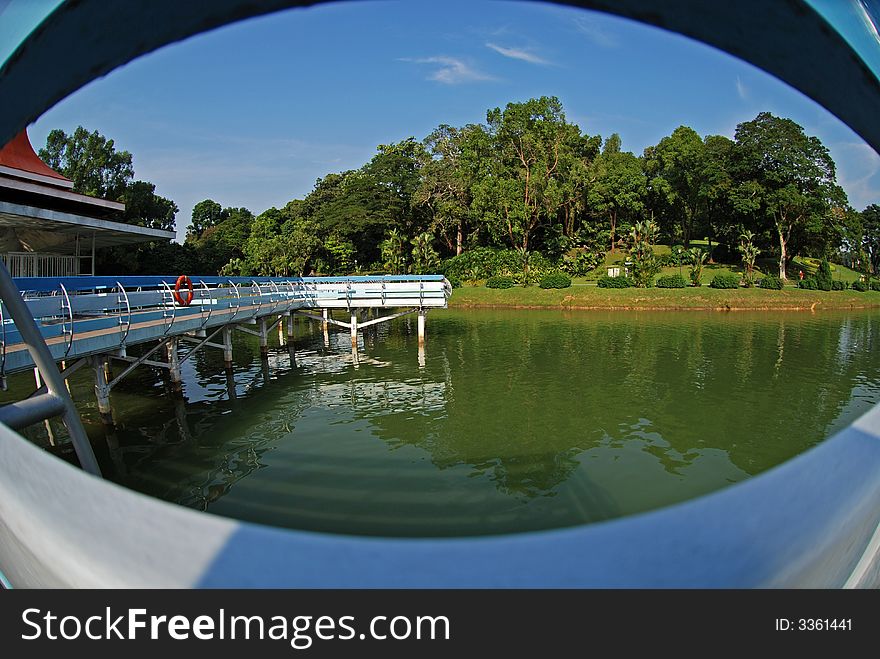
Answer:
[[0, 130, 174, 276]]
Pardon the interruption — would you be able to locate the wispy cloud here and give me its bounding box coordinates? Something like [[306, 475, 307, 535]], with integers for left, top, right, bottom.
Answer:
[[401, 56, 496, 84], [485, 42, 550, 65], [572, 16, 617, 48], [736, 76, 749, 101]]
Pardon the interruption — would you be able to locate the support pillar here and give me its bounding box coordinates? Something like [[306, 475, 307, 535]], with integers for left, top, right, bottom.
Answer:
[[286, 312, 295, 345], [278, 315, 285, 346], [350, 311, 358, 347], [92, 356, 114, 425], [223, 326, 234, 370], [322, 308, 329, 331], [60, 360, 72, 395], [167, 337, 182, 393], [286, 313, 296, 365], [259, 317, 269, 358], [418, 308, 426, 346]]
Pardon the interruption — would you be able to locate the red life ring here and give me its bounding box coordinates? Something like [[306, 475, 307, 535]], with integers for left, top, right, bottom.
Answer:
[[173, 275, 194, 306]]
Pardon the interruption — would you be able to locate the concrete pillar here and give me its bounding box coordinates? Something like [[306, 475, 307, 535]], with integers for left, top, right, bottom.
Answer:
[[167, 337, 182, 393], [286, 312, 295, 345], [278, 315, 285, 346], [418, 344, 426, 369], [92, 356, 114, 426], [350, 311, 358, 347], [60, 360, 72, 395], [322, 308, 329, 330], [223, 326, 234, 370], [418, 308, 426, 346], [259, 317, 269, 358]]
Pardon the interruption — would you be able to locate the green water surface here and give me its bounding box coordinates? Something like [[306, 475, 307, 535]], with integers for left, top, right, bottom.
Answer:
[[16, 308, 880, 537]]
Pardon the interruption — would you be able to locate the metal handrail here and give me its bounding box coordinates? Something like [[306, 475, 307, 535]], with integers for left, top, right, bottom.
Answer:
[[0, 261, 100, 476]]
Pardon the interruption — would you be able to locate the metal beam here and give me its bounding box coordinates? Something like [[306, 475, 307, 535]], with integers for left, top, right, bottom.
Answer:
[[358, 308, 417, 329], [0, 391, 65, 429], [294, 310, 350, 329], [178, 326, 224, 365], [105, 337, 172, 391], [233, 325, 260, 337]]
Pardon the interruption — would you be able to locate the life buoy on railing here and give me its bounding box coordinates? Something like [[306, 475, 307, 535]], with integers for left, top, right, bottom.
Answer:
[[173, 275, 194, 306]]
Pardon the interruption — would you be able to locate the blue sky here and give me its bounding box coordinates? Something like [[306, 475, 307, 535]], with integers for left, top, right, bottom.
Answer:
[[20, 0, 880, 241]]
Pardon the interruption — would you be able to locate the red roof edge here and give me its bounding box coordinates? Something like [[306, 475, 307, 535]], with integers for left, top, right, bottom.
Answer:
[[0, 130, 72, 183]]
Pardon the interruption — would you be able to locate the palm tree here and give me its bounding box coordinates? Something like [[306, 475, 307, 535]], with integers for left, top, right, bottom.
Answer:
[[738, 230, 761, 287], [687, 247, 708, 287]]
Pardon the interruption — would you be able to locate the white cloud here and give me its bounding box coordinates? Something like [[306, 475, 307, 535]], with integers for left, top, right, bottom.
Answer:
[[485, 42, 550, 65], [572, 16, 617, 48], [402, 56, 496, 84], [736, 76, 748, 101]]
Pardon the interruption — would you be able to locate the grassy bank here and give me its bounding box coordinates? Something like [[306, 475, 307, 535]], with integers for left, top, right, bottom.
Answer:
[[448, 285, 880, 311]]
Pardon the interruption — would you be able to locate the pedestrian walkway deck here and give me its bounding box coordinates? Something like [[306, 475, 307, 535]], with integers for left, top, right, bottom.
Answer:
[[1, 274, 451, 374]]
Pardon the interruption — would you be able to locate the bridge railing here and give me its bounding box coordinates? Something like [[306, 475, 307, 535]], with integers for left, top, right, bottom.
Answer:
[[0, 275, 451, 374]]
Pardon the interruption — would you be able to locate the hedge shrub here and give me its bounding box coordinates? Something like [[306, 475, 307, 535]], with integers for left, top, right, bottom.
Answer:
[[831, 280, 848, 291], [852, 280, 868, 292], [486, 276, 514, 289], [709, 273, 740, 289], [798, 277, 818, 290], [656, 274, 688, 288], [871, 280, 880, 292], [759, 275, 784, 290], [597, 275, 632, 289], [538, 271, 572, 289]]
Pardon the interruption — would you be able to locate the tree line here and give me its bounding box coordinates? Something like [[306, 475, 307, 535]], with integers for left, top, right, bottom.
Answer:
[[42, 97, 880, 280]]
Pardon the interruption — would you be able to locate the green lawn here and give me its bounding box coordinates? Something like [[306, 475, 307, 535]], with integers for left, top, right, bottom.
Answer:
[[448, 283, 880, 311], [578, 248, 865, 286]]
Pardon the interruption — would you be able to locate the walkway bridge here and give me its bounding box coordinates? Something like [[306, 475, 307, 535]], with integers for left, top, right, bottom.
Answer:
[[0, 273, 450, 467], [1, 274, 450, 375]]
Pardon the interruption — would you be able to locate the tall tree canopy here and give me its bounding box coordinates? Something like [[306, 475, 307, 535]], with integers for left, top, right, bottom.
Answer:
[[730, 112, 847, 278], [39, 126, 134, 200]]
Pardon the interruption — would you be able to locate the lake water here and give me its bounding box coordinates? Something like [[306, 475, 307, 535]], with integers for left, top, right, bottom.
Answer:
[[15, 308, 880, 537]]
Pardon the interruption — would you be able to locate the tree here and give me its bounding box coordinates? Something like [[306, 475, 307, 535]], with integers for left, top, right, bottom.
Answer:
[[862, 204, 880, 274], [687, 247, 707, 286], [587, 135, 646, 252], [627, 220, 661, 287], [188, 199, 225, 241], [731, 112, 846, 279], [187, 203, 254, 274], [39, 126, 133, 200], [418, 124, 489, 256], [642, 126, 706, 247], [475, 96, 598, 252], [738, 230, 760, 287], [380, 229, 407, 274], [123, 180, 177, 231], [411, 232, 440, 274]]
